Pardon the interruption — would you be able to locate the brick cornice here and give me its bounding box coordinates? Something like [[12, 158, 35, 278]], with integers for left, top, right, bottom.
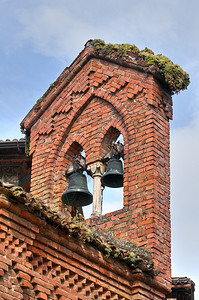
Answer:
[[0, 184, 154, 274]]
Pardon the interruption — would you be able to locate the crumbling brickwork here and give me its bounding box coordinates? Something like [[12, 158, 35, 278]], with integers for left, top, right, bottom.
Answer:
[[21, 41, 173, 295]]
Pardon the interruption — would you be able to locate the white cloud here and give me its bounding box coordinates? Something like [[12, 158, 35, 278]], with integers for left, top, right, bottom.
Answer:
[[16, 4, 93, 61], [12, 0, 199, 62]]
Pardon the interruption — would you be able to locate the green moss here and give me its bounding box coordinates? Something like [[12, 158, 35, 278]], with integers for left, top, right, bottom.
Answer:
[[24, 131, 30, 155], [104, 245, 112, 257], [36, 96, 44, 105], [50, 83, 55, 88], [139, 51, 190, 94], [19, 129, 30, 156], [93, 39, 139, 57], [113, 250, 120, 258], [92, 39, 106, 50], [129, 252, 136, 263], [13, 191, 19, 197], [35, 202, 41, 210], [92, 39, 190, 94]]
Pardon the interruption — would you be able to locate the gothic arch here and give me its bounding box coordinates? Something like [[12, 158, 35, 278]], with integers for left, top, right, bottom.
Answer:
[[47, 91, 135, 201]]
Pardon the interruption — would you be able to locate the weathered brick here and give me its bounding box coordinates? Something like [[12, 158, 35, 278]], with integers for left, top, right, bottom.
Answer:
[[1, 42, 174, 299], [17, 271, 31, 282], [36, 292, 47, 300], [20, 279, 33, 290]]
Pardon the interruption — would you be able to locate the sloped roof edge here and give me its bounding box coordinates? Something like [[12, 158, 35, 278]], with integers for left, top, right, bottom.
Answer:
[[0, 139, 25, 150], [21, 39, 184, 132], [20, 41, 96, 131], [0, 180, 157, 277], [172, 277, 195, 288]]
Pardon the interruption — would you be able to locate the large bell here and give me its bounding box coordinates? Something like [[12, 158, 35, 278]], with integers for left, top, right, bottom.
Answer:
[[62, 172, 93, 207], [101, 158, 123, 188]]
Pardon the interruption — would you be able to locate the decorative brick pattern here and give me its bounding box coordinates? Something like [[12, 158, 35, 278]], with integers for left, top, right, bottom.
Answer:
[[20, 43, 173, 295], [0, 196, 169, 299]]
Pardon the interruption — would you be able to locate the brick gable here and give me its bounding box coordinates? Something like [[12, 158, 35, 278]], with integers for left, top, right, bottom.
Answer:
[[20, 41, 173, 297]]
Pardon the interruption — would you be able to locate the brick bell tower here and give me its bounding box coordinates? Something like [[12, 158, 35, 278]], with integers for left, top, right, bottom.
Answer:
[[21, 39, 189, 297]]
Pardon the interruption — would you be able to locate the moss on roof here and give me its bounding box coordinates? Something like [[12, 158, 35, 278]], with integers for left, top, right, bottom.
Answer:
[[92, 39, 190, 94], [0, 181, 157, 276]]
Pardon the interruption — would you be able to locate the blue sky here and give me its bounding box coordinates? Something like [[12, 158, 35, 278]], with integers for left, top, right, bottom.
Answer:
[[0, 0, 199, 296]]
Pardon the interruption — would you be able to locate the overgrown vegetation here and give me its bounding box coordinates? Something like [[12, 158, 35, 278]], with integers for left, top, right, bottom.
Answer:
[[36, 96, 44, 105], [93, 39, 139, 56], [50, 82, 55, 88], [20, 126, 30, 155], [93, 39, 190, 94]]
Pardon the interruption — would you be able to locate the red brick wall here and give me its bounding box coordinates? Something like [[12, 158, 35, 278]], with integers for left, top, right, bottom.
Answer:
[[22, 47, 172, 290], [0, 195, 169, 299]]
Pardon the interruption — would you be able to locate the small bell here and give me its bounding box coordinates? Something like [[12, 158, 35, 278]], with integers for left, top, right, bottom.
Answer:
[[62, 172, 93, 207], [101, 158, 123, 188]]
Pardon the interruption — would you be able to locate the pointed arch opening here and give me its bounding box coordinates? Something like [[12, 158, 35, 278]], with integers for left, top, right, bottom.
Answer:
[[62, 142, 93, 218], [100, 126, 121, 158], [101, 128, 124, 215]]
